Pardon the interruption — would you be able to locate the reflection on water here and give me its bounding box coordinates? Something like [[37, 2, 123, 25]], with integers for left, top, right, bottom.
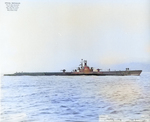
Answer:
[[1, 72, 150, 122], [99, 79, 141, 104]]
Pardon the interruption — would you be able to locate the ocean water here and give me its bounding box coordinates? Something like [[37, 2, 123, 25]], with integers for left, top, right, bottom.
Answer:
[[1, 72, 150, 122]]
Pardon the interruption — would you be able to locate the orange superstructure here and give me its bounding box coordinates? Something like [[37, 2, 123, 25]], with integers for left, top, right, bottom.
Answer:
[[78, 60, 93, 73]]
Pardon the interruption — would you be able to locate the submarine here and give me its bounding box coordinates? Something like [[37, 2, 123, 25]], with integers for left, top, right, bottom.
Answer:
[[4, 59, 142, 76]]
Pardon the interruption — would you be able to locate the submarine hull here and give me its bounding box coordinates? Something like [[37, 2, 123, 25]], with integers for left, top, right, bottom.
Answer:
[[4, 70, 142, 76]]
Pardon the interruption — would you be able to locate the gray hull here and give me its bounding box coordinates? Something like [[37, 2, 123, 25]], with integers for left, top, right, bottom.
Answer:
[[4, 70, 142, 76]]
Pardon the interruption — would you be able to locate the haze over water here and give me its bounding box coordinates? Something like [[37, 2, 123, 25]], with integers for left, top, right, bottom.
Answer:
[[1, 72, 150, 122]]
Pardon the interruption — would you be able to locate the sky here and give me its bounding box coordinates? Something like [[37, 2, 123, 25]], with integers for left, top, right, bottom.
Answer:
[[0, 0, 150, 73]]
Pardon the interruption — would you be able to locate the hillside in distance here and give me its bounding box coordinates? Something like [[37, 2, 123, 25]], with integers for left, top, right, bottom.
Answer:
[[110, 62, 150, 72]]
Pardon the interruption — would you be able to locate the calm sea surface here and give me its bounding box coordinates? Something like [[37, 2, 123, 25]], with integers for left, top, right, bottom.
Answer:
[[1, 72, 150, 122]]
